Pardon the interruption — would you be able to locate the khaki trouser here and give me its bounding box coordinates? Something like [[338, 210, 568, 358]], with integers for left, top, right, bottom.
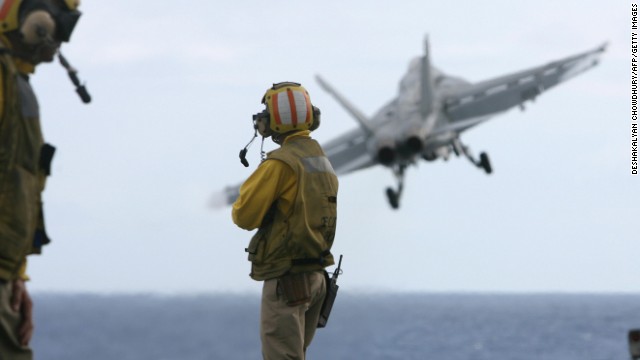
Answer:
[[261, 271, 326, 360], [0, 281, 32, 360]]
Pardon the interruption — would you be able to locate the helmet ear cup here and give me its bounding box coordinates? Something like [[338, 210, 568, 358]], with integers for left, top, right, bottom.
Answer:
[[256, 114, 272, 138], [309, 106, 321, 131], [20, 10, 56, 45]]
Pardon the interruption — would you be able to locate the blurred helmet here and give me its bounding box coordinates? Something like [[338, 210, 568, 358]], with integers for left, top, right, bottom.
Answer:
[[258, 82, 320, 136], [0, 0, 81, 43]]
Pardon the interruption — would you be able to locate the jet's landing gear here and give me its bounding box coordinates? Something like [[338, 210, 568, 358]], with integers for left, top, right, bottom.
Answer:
[[385, 165, 406, 210], [452, 138, 493, 174]]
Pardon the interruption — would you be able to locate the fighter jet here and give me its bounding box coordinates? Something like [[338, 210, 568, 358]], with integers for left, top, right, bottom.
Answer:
[[221, 37, 606, 209]]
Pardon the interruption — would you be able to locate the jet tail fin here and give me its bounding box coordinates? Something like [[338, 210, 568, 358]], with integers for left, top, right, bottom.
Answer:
[[315, 75, 373, 135], [420, 35, 435, 119]]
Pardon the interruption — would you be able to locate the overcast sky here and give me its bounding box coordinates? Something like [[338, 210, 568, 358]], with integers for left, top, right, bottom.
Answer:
[[25, 0, 634, 294]]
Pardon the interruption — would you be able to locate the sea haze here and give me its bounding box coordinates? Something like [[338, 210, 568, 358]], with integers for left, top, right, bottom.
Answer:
[[31, 293, 639, 360]]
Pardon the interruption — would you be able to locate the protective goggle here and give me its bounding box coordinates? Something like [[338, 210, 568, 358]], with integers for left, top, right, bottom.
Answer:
[[52, 6, 80, 42], [252, 109, 269, 129]]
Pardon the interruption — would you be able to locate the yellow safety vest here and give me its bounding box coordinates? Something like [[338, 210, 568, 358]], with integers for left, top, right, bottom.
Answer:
[[245, 137, 338, 280], [0, 47, 50, 280]]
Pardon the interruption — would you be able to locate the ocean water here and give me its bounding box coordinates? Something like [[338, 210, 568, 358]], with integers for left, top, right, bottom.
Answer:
[[31, 293, 639, 360]]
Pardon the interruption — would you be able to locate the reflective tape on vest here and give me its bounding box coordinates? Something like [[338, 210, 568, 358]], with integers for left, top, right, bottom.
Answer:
[[302, 156, 335, 174]]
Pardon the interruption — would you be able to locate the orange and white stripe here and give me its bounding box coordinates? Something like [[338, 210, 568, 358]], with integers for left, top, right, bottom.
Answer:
[[271, 88, 312, 128], [0, 0, 15, 21]]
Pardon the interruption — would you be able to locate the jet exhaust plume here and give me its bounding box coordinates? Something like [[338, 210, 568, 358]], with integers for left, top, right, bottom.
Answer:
[[209, 191, 229, 210]]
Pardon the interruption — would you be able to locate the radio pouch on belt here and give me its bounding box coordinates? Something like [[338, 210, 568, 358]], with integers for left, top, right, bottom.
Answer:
[[40, 143, 56, 176], [317, 254, 343, 328], [279, 272, 311, 306]]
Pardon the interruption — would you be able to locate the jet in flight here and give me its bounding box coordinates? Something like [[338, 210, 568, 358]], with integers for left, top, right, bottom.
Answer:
[[222, 37, 606, 209]]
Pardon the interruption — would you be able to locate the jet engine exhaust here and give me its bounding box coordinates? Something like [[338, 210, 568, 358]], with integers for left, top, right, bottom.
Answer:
[[377, 147, 396, 165], [404, 136, 423, 154]]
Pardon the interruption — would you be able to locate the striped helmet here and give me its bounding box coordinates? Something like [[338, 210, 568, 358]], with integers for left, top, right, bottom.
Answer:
[[261, 82, 318, 135]]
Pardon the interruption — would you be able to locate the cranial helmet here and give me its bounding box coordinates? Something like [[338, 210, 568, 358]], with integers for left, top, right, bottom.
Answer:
[[0, 0, 81, 44], [255, 82, 320, 137]]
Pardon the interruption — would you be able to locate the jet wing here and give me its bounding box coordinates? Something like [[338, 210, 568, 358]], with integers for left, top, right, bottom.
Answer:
[[443, 43, 607, 124], [322, 126, 374, 176], [314, 75, 378, 175]]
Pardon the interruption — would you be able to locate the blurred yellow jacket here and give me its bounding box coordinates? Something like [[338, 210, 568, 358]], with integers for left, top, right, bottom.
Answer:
[[0, 42, 50, 281]]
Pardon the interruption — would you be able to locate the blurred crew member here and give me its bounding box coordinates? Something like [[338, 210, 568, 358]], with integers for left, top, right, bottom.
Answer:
[[233, 82, 338, 359], [0, 1, 84, 358]]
